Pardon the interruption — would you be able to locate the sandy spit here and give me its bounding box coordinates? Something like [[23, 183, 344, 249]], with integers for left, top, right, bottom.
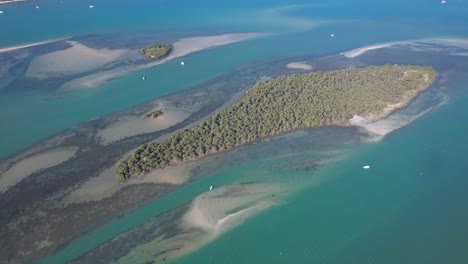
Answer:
[[0, 146, 78, 193], [96, 102, 188, 145], [25, 41, 132, 79], [286, 62, 313, 70], [60, 32, 266, 90], [0, 38, 68, 53]]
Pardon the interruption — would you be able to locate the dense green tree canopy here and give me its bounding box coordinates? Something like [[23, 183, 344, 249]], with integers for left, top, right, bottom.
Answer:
[[118, 65, 436, 181], [141, 44, 172, 59]]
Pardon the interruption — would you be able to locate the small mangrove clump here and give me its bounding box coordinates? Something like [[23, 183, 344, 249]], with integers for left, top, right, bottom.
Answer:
[[141, 44, 172, 59], [144, 110, 164, 119]]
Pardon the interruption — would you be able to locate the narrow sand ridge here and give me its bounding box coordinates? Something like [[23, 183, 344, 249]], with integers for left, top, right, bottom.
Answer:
[[342, 42, 399, 58], [25, 41, 132, 79], [60, 32, 266, 90], [430, 38, 468, 49], [343, 38, 468, 58], [286, 62, 313, 70], [97, 102, 188, 145], [0, 146, 78, 193], [0, 0, 28, 4], [0, 38, 67, 53], [114, 183, 282, 263]]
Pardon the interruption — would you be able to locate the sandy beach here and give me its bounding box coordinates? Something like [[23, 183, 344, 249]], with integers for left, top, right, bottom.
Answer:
[[350, 90, 448, 138], [286, 62, 313, 70], [0, 146, 78, 193]]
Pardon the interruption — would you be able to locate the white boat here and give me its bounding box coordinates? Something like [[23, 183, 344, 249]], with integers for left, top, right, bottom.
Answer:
[[441, 0, 446, 3], [180, 61, 185, 66], [209, 185, 213, 191], [330, 33, 335, 37], [363, 165, 371, 170], [89, 5, 94, 9], [36, 6, 40, 9], [0, 11, 4, 14], [142, 76, 146, 80]]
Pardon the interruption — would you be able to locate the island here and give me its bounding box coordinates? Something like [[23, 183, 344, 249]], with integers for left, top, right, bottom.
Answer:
[[144, 110, 164, 119], [118, 65, 436, 181], [140, 44, 172, 59]]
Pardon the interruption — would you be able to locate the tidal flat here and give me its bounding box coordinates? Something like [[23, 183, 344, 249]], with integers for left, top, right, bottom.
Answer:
[[1, 40, 468, 263]]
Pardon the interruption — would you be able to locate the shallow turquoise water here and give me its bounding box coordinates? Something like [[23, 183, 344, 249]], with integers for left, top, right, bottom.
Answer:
[[1, 0, 467, 158], [1, 0, 468, 263], [174, 89, 468, 264]]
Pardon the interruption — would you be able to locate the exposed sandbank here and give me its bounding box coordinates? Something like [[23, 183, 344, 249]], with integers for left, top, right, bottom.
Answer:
[[182, 183, 281, 233], [60, 32, 265, 90], [62, 150, 192, 204], [114, 183, 282, 263], [0, 38, 67, 53], [96, 102, 188, 145], [25, 41, 132, 79], [429, 38, 468, 49], [286, 62, 313, 70], [342, 42, 399, 58], [0, 0, 28, 4], [0, 146, 78, 193], [343, 38, 468, 58]]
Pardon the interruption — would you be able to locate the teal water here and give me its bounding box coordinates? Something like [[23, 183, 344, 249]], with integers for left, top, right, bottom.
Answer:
[[175, 90, 468, 264], [2, 0, 468, 263], [1, 0, 467, 158]]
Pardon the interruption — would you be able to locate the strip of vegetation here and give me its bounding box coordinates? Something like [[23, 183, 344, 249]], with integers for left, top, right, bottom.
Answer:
[[118, 65, 436, 181], [141, 44, 172, 59], [144, 110, 164, 119]]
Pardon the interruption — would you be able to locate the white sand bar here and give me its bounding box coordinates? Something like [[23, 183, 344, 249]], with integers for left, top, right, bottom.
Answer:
[[166, 33, 264, 61], [25, 41, 131, 79], [60, 32, 265, 90], [286, 62, 313, 70], [0, 146, 78, 193], [97, 103, 188, 145], [115, 183, 281, 263], [343, 42, 398, 58], [343, 38, 468, 59], [0, 38, 67, 53], [0, 0, 28, 4]]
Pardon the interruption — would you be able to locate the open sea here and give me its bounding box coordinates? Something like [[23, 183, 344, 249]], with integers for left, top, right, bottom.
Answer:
[[1, 0, 468, 263]]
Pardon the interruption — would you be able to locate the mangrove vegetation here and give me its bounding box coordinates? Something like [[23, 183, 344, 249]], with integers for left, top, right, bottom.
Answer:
[[141, 44, 172, 59], [117, 65, 436, 181]]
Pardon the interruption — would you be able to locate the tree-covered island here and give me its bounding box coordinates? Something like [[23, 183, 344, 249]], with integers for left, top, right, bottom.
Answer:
[[118, 65, 436, 181], [140, 44, 172, 59]]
